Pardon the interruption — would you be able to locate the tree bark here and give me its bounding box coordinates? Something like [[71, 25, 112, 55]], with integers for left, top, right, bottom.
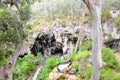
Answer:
[[90, 5, 103, 80], [82, 0, 103, 80], [0, 40, 29, 80]]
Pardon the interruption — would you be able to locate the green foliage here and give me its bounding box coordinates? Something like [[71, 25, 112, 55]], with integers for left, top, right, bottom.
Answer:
[[83, 67, 92, 80], [71, 61, 79, 70], [115, 17, 120, 27], [102, 9, 111, 22], [13, 53, 41, 79], [100, 68, 120, 80], [0, 56, 7, 66], [44, 56, 61, 69], [82, 39, 92, 51], [38, 56, 61, 80], [21, 5, 31, 20], [102, 48, 118, 68], [0, 7, 27, 66], [116, 64, 120, 72], [71, 50, 90, 61]]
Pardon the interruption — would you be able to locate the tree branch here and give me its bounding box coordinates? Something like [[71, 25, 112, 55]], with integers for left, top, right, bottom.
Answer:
[[82, 0, 94, 10]]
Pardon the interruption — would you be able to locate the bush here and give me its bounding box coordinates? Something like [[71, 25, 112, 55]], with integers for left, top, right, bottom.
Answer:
[[0, 8, 27, 66], [102, 48, 118, 68], [71, 50, 90, 61], [81, 39, 92, 51], [38, 56, 61, 80], [100, 68, 120, 80], [83, 67, 92, 80], [13, 53, 41, 79]]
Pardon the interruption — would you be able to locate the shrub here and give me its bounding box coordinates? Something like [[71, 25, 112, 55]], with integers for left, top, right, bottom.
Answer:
[[81, 39, 92, 51], [100, 68, 120, 80], [38, 56, 61, 80], [0, 8, 27, 66], [13, 53, 41, 79], [83, 67, 92, 80], [71, 50, 90, 61], [102, 48, 118, 68]]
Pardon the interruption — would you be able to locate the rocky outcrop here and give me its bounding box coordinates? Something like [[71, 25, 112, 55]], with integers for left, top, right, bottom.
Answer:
[[30, 26, 78, 58], [105, 38, 120, 52]]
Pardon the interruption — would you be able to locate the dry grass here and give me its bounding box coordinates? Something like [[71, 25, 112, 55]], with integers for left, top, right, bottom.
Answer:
[[115, 52, 120, 64]]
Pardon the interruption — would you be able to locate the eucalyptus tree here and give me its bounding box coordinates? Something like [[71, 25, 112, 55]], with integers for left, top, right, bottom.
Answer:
[[82, 0, 105, 80], [0, 0, 30, 80]]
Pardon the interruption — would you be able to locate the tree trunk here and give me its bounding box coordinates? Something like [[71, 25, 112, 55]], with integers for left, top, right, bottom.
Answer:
[[90, 5, 103, 80], [82, 0, 103, 80], [0, 40, 29, 80]]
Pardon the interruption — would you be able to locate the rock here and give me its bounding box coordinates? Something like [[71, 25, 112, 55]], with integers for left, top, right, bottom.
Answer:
[[18, 53, 27, 58], [57, 60, 72, 73], [48, 67, 79, 80], [30, 26, 78, 58], [104, 38, 120, 52]]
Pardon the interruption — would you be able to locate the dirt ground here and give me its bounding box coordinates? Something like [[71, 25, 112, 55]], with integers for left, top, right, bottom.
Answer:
[[115, 52, 120, 64]]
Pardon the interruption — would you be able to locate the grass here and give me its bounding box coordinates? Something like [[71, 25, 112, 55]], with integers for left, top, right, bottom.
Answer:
[[13, 53, 41, 79], [38, 56, 61, 80], [102, 48, 118, 68], [100, 68, 120, 80], [71, 50, 90, 61]]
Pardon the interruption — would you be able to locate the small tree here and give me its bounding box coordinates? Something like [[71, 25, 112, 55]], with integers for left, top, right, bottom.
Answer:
[[82, 0, 104, 80], [0, 0, 30, 79]]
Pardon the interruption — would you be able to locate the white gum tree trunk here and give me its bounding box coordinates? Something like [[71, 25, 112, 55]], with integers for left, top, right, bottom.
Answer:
[[82, 0, 104, 80], [90, 5, 103, 80]]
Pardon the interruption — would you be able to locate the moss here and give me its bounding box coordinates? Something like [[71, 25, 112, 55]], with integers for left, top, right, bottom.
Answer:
[[82, 39, 92, 51]]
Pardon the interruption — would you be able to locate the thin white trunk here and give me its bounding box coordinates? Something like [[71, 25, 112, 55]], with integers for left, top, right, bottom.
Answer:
[[90, 6, 102, 80], [82, 0, 103, 80]]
